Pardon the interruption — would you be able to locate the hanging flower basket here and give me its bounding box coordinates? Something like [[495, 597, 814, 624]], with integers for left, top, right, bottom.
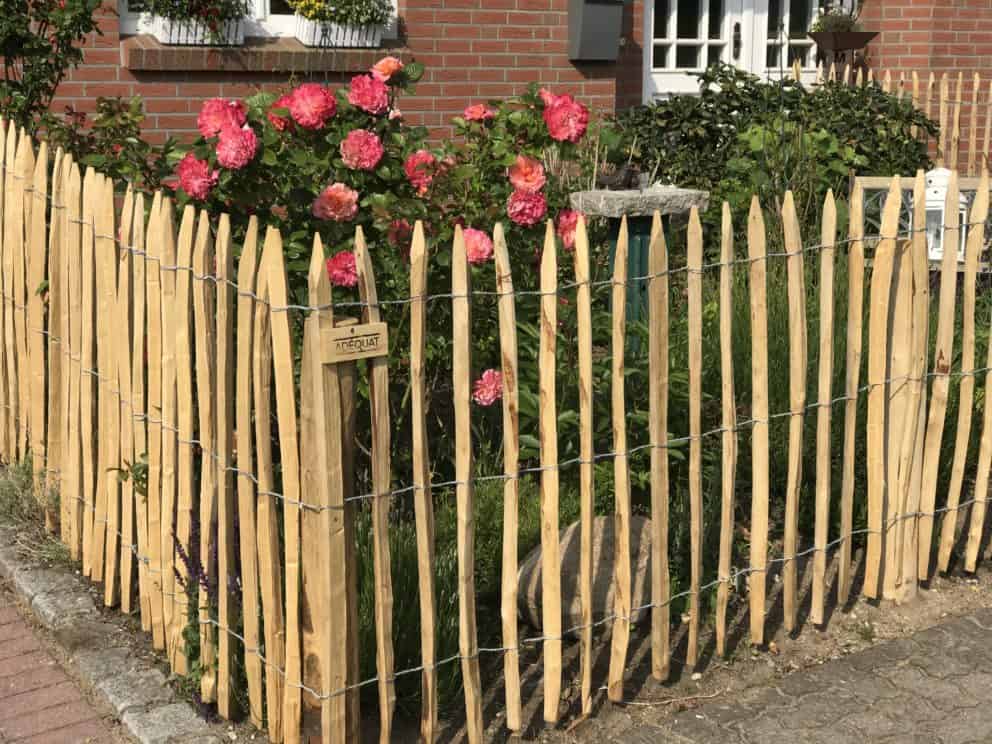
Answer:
[[294, 15, 382, 48], [153, 16, 246, 46]]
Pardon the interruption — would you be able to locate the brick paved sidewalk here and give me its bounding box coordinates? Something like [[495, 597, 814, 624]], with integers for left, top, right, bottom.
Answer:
[[599, 607, 992, 744], [0, 594, 119, 744]]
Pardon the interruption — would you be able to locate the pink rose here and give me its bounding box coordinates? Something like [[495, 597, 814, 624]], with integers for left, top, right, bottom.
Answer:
[[463, 103, 496, 122], [463, 228, 494, 265], [197, 98, 247, 138], [348, 74, 390, 115], [267, 94, 294, 131], [538, 87, 558, 107], [507, 190, 547, 226], [339, 129, 385, 171], [216, 124, 258, 170], [290, 83, 337, 130], [388, 218, 412, 248], [472, 369, 502, 406], [176, 152, 218, 201], [326, 251, 358, 287], [312, 183, 359, 222], [404, 149, 437, 195], [371, 56, 404, 82], [507, 154, 546, 194], [556, 209, 581, 250], [543, 93, 589, 144]]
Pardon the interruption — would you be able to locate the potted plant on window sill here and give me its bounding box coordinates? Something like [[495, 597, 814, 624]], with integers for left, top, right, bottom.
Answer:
[[808, 3, 876, 63], [148, 0, 251, 46], [290, 0, 392, 48]]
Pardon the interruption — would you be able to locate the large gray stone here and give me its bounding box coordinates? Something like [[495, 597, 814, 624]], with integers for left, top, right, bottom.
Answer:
[[517, 515, 653, 632], [31, 582, 97, 629], [121, 702, 213, 744], [569, 186, 710, 219]]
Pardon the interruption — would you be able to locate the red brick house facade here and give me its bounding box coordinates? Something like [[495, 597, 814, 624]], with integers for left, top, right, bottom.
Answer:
[[53, 1, 992, 147]]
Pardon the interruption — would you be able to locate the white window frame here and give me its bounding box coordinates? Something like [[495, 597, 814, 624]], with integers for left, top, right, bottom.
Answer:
[[119, 0, 398, 39], [643, 0, 849, 101]]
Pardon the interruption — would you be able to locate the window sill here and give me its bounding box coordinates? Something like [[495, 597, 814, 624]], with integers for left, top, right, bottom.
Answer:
[[121, 34, 408, 73]]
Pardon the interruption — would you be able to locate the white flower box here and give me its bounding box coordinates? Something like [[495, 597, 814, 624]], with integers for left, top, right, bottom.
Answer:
[[153, 16, 246, 46], [294, 15, 383, 48]]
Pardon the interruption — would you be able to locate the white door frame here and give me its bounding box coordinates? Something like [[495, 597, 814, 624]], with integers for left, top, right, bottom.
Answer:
[[642, 0, 822, 102]]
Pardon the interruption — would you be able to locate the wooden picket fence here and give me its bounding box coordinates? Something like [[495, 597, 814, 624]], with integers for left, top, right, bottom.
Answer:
[[810, 62, 992, 175], [4, 114, 992, 744]]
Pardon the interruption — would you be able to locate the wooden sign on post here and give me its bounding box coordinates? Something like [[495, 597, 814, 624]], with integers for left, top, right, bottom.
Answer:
[[322, 321, 389, 363]]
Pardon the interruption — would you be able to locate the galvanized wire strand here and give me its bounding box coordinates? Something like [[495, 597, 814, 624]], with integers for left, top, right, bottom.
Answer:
[[12, 290, 992, 513]]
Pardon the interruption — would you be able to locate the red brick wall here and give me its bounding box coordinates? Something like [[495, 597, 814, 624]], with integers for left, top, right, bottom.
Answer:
[[55, 0, 647, 144], [860, 0, 992, 170]]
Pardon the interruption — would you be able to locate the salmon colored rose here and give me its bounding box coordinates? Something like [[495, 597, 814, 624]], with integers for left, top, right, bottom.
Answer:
[[463, 228, 494, 264], [176, 152, 218, 201], [556, 209, 581, 250], [348, 74, 390, 115], [507, 154, 546, 194], [216, 124, 258, 170], [312, 182, 359, 222], [197, 98, 247, 138], [507, 190, 547, 226], [267, 94, 294, 131], [543, 93, 589, 143], [472, 369, 502, 406], [371, 56, 404, 82], [340, 129, 385, 170], [326, 251, 358, 287], [289, 83, 337, 130], [404, 149, 437, 195], [463, 103, 496, 121]]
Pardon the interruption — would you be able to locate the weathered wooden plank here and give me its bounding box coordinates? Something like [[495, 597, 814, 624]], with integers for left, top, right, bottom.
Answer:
[[811, 190, 836, 625], [2, 124, 17, 460], [747, 197, 770, 644], [864, 177, 901, 599], [305, 235, 348, 744], [234, 218, 263, 728], [259, 228, 303, 744], [451, 225, 484, 741], [838, 182, 865, 605], [608, 216, 633, 698], [918, 171, 960, 580], [192, 212, 217, 703], [15, 131, 33, 460], [131, 191, 151, 631], [252, 248, 285, 743], [62, 161, 82, 561], [969, 72, 980, 176], [79, 168, 97, 578], [171, 205, 195, 673], [716, 203, 737, 652], [493, 224, 519, 731], [213, 213, 235, 717], [938, 73, 949, 167], [647, 210, 669, 675], [145, 192, 167, 651], [782, 192, 807, 631], [158, 198, 181, 667], [0, 119, 8, 463], [353, 227, 397, 744], [538, 222, 562, 722], [572, 214, 598, 704], [949, 72, 963, 170], [408, 220, 439, 738], [896, 170, 930, 603], [27, 141, 48, 523], [937, 169, 988, 573], [116, 187, 135, 613], [687, 207, 704, 662]]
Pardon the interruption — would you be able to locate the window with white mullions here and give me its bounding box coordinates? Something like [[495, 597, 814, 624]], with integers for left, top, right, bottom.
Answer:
[[651, 0, 732, 72], [765, 0, 818, 71]]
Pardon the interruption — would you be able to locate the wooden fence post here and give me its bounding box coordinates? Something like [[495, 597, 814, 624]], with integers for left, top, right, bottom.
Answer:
[[493, 223, 520, 731], [747, 197, 770, 644], [451, 225, 484, 742]]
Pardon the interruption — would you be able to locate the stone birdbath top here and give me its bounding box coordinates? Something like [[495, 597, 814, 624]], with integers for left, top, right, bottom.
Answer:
[[569, 184, 711, 220]]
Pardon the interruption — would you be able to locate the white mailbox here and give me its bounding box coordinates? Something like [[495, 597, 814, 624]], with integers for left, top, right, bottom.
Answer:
[[924, 168, 968, 263]]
